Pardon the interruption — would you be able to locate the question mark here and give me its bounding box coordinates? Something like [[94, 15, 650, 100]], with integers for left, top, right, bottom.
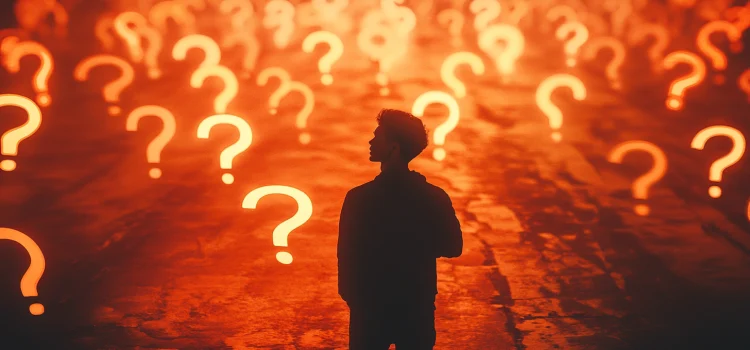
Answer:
[[302, 31, 344, 86], [411, 91, 460, 161], [690, 125, 746, 198], [437, 9, 464, 47], [535, 74, 587, 142], [469, 0, 501, 32], [279, 81, 315, 144], [738, 69, 750, 103], [190, 64, 239, 114], [627, 22, 670, 73], [545, 4, 577, 33], [0, 94, 42, 172], [256, 66, 293, 114], [1, 38, 53, 107], [74, 55, 135, 116], [219, 0, 254, 38], [125, 105, 177, 179], [357, 24, 404, 96], [695, 20, 742, 85], [0, 228, 45, 315], [113, 11, 148, 63], [137, 24, 164, 79], [263, 0, 296, 49], [555, 20, 589, 67], [662, 51, 706, 111], [242, 185, 313, 265], [197, 114, 253, 185], [477, 24, 525, 76], [607, 140, 668, 216], [148, 0, 196, 35], [580, 36, 627, 90], [94, 14, 116, 51], [172, 34, 222, 68], [440, 51, 485, 98]]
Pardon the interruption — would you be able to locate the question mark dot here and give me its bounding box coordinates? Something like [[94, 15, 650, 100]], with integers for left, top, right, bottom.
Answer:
[[666, 97, 682, 111], [375, 73, 388, 86], [713, 74, 725, 85], [36, 94, 50, 107], [108, 106, 121, 116], [276, 252, 293, 264], [0, 160, 17, 171], [29, 303, 44, 315], [565, 58, 576, 67], [270, 108, 278, 115], [709, 186, 722, 198], [433, 148, 446, 161], [634, 204, 650, 216], [321, 74, 333, 85], [380, 87, 390, 96], [222, 173, 235, 184], [148, 69, 162, 80], [149, 168, 162, 179], [299, 133, 311, 145], [551, 132, 562, 142]]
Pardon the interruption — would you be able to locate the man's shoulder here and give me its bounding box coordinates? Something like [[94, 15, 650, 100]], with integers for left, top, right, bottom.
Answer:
[[345, 180, 378, 198]]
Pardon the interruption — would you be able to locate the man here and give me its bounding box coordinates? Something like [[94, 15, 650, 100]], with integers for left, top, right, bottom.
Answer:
[[337, 109, 463, 349]]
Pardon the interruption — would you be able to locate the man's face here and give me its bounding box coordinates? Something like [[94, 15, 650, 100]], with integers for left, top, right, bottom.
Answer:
[[369, 126, 396, 162]]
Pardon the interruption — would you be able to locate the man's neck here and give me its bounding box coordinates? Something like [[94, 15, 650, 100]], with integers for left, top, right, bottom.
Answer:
[[380, 161, 409, 174]]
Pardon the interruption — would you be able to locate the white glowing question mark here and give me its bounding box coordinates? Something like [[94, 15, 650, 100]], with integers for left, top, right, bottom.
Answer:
[[302, 31, 344, 85], [256, 66, 293, 114], [190, 64, 239, 114], [477, 24, 525, 76], [690, 125, 746, 198], [197, 113, 253, 185], [0, 94, 42, 172], [411, 91, 461, 161], [440, 51, 485, 98], [535, 74, 587, 142], [172, 34, 222, 67], [125, 105, 177, 179]]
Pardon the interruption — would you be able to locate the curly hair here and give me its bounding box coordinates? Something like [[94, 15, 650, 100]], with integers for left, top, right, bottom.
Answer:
[[376, 109, 429, 162]]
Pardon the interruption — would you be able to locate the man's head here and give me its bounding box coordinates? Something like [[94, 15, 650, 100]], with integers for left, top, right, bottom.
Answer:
[[369, 109, 428, 164]]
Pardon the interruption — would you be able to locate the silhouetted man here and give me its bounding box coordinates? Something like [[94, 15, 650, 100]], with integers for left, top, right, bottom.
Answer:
[[338, 109, 463, 349]]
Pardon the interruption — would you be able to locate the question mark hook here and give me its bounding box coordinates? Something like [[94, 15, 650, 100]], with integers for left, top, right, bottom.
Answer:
[[607, 141, 668, 216], [0, 228, 45, 315], [0, 94, 42, 171]]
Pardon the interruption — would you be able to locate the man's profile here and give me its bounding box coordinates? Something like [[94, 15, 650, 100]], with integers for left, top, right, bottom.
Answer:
[[337, 109, 463, 349]]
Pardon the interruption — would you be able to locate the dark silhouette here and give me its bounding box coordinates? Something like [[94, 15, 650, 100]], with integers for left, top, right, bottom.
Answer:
[[337, 109, 463, 349]]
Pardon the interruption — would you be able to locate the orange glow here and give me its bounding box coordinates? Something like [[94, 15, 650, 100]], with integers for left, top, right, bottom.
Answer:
[[149, 0, 197, 35], [696, 20, 742, 85], [302, 31, 344, 85], [172, 34, 222, 68], [580, 36, 627, 90], [627, 22, 670, 73], [610, 1, 632, 37], [113, 11, 148, 63], [94, 15, 116, 51], [357, 23, 404, 96], [313, 0, 348, 22], [0, 94, 42, 172], [579, 12, 608, 35], [286, 81, 315, 144], [546, 4, 577, 25], [535, 74, 587, 142], [74, 55, 135, 116], [504, 1, 529, 26], [263, 0, 296, 49], [190, 65, 239, 114], [242, 185, 313, 265], [726, 4, 750, 33], [180, 0, 206, 12], [411, 91, 460, 161], [690, 125, 746, 198], [555, 21, 589, 67], [196, 114, 253, 185], [477, 24, 525, 76], [390, 5, 417, 37], [256, 67, 293, 115], [125, 106, 177, 179], [139, 26, 163, 79], [0, 228, 45, 315], [662, 51, 706, 111], [440, 51, 485, 98], [437, 9, 464, 47], [738, 69, 750, 102], [607, 140, 668, 216], [219, 0, 254, 37], [469, 0, 501, 32], [1, 38, 53, 107]]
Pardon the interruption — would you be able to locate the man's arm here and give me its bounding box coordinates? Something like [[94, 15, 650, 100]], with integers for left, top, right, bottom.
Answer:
[[337, 192, 355, 303], [435, 191, 463, 258]]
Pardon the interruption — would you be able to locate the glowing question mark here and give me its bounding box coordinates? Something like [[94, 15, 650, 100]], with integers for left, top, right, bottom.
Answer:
[[580, 36, 627, 90], [219, 0, 254, 40], [437, 9, 464, 47], [95, 14, 116, 51], [148, 0, 196, 34], [125, 106, 177, 179], [411, 91, 460, 161], [190, 64, 239, 114], [696, 20, 742, 85], [242, 185, 313, 264], [627, 22, 670, 73], [535, 74, 587, 142], [0, 95, 41, 172], [113, 11, 148, 63], [440, 51, 485, 98], [197, 113, 253, 185], [477, 24, 525, 76], [357, 24, 404, 96], [738, 69, 750, 102], [279, 81, 315, 144], [302, 31, 344, 85], [607, 140, 668, 216], [662, 51, 706, 111], [470, 0, 501, 32], [1, 38, 53, 107], [691, 125, 746, 198], [0, 228, 45, 315], [545, 4, 577, 33], [256, 66, 293, 115], [555, 21, 589, 67], [263, 0, 296, 49], [137, 25, 163, 79], [172, 34, 222, 68], [74, 55, 135, 116], [228, 34, 262, 79]]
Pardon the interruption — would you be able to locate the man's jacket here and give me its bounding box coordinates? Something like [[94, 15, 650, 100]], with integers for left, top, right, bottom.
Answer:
[[337, 169, 463, 306]]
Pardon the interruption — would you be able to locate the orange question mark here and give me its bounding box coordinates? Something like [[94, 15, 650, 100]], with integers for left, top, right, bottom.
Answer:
[[1, 37, 53, 107], [580, 36, 627, 90], [411, 91, 461, 161], [627, 22, 670, 73], [696, 20, 742, 85], [662, 51, 706, 111], [437, 9, 464, 47], [197, 113, 253, 185], [607, 140, 668, 216], [0, 227, 45, 315], [691, 125, 746, 198], [74, 55, 135, 116], [126, 106, 177, 179], [535, 74, 587, 142], [555, 21, 589, 67], [0, 94, 42, 172]]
